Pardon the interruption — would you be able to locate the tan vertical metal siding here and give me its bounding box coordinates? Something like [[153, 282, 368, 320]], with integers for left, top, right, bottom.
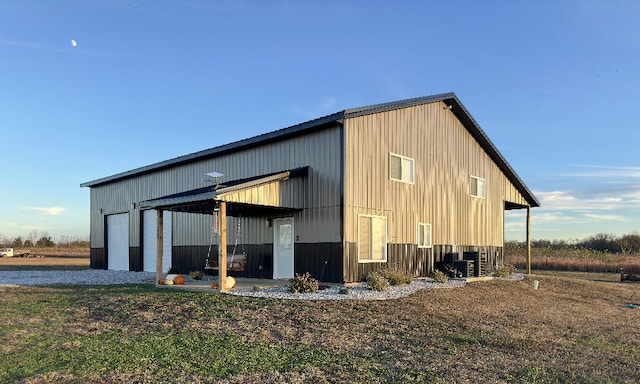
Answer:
[[343, 101, 528, 248], [89, 126, 342, 248]]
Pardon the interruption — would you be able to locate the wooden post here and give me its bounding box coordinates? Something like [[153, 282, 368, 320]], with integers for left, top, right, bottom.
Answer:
[[218, 201, 228, 292], [156, 209, 164, 286], [526, 205, 531, 275]]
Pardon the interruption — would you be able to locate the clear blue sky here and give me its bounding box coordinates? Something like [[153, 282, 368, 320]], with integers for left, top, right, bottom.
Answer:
[[1, 1, 639, 243]]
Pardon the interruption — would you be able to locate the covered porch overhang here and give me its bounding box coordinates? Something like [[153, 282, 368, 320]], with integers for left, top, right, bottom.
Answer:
[[504, 201, 534, 275], [139, 166, 308, 291]]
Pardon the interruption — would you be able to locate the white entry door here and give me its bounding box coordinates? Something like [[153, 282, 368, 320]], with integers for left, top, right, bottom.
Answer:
[[273, 217, 294, 279], [142, 210, 172, 273], [107, 213, 129, 271]]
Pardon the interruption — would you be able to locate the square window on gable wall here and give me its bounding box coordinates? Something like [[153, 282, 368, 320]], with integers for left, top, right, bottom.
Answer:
[[389, 153, 414, 184], [470, 176, 486, 198]]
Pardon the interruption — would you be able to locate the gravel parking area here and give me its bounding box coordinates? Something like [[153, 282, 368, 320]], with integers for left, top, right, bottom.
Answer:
[[0, 270, 156, 286]]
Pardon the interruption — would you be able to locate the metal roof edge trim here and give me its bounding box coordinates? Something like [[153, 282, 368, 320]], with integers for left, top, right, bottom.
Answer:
[[343, 92, 456, 118]]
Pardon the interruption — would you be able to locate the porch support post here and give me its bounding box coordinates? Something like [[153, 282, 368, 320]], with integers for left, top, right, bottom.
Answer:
[[526, 205, 531, 275], [218, 201, 228, 292], [156, 209, 164, 286]]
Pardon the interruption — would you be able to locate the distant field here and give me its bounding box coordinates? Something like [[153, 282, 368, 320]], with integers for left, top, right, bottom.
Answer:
[[505, 247, 640, 274], [13, 247, 90, 257], [0, 248, 89, 271]]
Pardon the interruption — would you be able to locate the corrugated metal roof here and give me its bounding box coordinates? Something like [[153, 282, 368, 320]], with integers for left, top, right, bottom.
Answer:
[[81, 93, 539, 207]]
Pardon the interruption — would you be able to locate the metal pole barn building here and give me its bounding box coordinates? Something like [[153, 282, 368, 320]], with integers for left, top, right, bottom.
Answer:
[[81, 92, 539, 283]]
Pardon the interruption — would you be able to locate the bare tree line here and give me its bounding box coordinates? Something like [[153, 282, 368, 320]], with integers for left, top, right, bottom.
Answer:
[[506, 232, 640, 255], [0, 231, 89, 248]]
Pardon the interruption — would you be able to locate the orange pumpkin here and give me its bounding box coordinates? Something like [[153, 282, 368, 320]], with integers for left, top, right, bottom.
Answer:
[[174, 275, 185, 285]]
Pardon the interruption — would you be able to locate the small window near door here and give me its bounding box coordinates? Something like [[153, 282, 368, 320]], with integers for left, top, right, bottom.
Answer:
[[417, 223, 432, 248], [358, 214, 387, 263], [470, 176, 486, 199], [279, 223, 292, 249]]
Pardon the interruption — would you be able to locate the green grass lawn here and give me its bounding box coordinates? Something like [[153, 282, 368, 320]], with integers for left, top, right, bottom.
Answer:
[[2, 275, 640, 383], [1, 285, 357, 383]]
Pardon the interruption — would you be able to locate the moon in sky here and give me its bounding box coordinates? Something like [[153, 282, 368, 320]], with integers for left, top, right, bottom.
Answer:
[[71, 39, 77, 47]]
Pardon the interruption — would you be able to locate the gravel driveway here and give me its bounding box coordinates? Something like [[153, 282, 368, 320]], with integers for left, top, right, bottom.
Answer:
[[0, 270, 156, 286]]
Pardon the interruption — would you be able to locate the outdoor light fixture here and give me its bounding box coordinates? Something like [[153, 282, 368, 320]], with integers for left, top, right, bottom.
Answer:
[[204, 171, 224, 188]]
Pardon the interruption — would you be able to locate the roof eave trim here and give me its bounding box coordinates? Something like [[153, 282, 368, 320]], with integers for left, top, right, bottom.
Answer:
[[344, 92, 456, 119]]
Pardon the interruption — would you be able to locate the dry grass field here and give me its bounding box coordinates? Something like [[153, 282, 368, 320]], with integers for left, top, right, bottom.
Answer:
[[0, 248, 89, 271], [1, 254, 640, 383], [505, 247, 640, 274]]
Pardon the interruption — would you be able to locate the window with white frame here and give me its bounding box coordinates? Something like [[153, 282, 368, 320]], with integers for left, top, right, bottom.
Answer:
[[358, 214, 387, 262], [417, 223, 432, 248], [389, 153, 414, 184], [470, 176, 486, 198]]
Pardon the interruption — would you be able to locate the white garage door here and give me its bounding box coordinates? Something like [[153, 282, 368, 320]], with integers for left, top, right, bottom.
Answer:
[[107, 213, 129, 271], [143, 210, 172, 273]]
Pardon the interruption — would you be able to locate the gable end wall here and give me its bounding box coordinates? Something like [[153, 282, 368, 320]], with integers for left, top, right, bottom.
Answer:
[[342, 101, 529, 280]]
